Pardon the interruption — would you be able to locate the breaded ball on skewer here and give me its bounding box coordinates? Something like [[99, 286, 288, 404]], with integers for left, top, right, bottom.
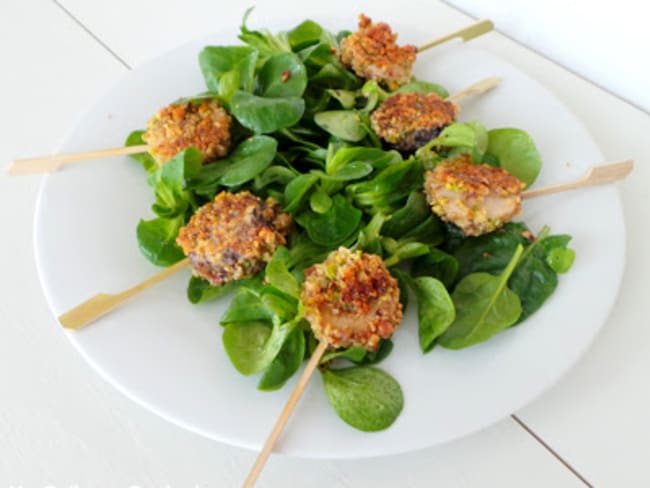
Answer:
[[370, 92, 457, 153], [176, 191, 292, 286], [340, 14, 417, 91], [301, 247, 403, 352], [143, 99, 232, 165], [424, 155, 525, 236]]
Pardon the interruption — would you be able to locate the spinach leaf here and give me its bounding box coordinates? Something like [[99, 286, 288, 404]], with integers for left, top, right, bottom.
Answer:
[[381, 192, 429, 238], [327, 88, 357, 109], [265, 247, 300, 298], [411, 277, 456, 352], [238, 7, 291, 59], [258, 326, 306, 391], [147, 147, 202, 217], [187, 275, 241, 304], [315, 162, 373, 183], [412, 248, 459, 288], [219, 135, 277, 187], [296, 194, 362, 246], [314, 110, 366, 142], [125, 130, 158, 173], [257, 53, 308, 98], [439, 245, 523, 349], [309, 190, 332, 213], [485, 128, 542, 186], [220, 288, 274, 326], [396, 80, 449, 98], [362, 339, 394, 365], [321, 346, 367, 364], [321, 366, 404, 432], [348, 158, 424, 211], [283, 173, 319, 213], [136, 215, 185, 267], [326, 146, 401, 175], [452, 222, 528, 278], [287, 20, 323, 51], [546, 248, 575, 273], [198, 46, 258, 95], [253, 165, 296, 190], [222, 320, 294, 375], [231, 91, 304, 134], [384, 242, 430, 267]]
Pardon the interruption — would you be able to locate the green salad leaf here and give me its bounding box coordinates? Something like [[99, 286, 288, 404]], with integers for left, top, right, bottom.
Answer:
[[485, 128, 542, 186], [125, 130, 158, 173], [258, 326, 306, 391], [231, 91, 305, 134], [136, 215, 185, 267], [439, 245, 523, 349], [321, 366, 404, 432], [257, 52, 308, 98]]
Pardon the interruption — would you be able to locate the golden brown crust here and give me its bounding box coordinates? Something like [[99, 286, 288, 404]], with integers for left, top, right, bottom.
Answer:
[[339, 14, 417, 90], [424, 155, 524, 236], [176, 191, 291, 286], [370, 92, 457, 152], [301, 247, 403, 351], [143, 99, 232, 165]]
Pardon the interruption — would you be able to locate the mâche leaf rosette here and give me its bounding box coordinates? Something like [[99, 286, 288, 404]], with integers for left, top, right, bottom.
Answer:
[[52, 10, 634, 444]]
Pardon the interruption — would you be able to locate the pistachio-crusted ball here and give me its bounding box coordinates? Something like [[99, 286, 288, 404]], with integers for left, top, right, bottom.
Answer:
[[339, 14, 417, 91], [176, 191, 292, 286], [300, 247, 403, 351], [142, 98, 232, 165], [424, 155, 525, 236], [370, 92, 457, 153]]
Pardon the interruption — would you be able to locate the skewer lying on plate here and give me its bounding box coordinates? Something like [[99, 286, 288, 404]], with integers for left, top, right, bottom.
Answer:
[[242, 248, 403, 487], [58, 159, 633, 330], [5, 19, 493, 176]]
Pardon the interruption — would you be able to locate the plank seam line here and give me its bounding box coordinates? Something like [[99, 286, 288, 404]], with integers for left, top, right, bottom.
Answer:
[[51, 0, 132, 70], [511, 415, 593, 487]]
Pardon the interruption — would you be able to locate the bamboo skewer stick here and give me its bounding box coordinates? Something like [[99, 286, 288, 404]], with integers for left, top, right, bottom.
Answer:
[[58, 257, 189, 329], [418, 19, 494, 52], [522, 160, 633, 200], [446, 76, 501, 104], [242, 340, 329, 488], [57, 160, 633, 331], [5, 144, 149, 176]]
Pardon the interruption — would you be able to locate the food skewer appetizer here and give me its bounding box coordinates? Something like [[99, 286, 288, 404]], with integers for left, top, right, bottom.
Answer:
[[58, 159, 633, 330], [5, 17, 493, 176], [425, 156, 633, 236], [243, 247, 403, 488]]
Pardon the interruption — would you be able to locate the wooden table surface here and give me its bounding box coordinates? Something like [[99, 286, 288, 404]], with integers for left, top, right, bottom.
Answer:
[[1, 1, 647, 486]]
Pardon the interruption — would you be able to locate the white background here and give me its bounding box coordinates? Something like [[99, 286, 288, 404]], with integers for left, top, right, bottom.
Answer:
[[1, 1, 648, 486]]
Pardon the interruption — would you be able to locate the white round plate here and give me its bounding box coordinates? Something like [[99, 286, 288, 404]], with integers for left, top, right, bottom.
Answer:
[[34, 12, 624, 459]]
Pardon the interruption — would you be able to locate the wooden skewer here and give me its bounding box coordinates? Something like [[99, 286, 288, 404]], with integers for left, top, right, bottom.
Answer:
[[242, 340, 329, 488], [523, 160, 633, 200], [5, 144, 149, 176], [446, 77, 501, 104], [58, 257, 189, 329], [418, 19, 494, 52]]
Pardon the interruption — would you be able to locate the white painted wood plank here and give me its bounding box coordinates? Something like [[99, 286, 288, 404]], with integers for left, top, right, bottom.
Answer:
[[456, 19, 650, 488], [447, 0, 650, 112], [0, 1, 585, 486]]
